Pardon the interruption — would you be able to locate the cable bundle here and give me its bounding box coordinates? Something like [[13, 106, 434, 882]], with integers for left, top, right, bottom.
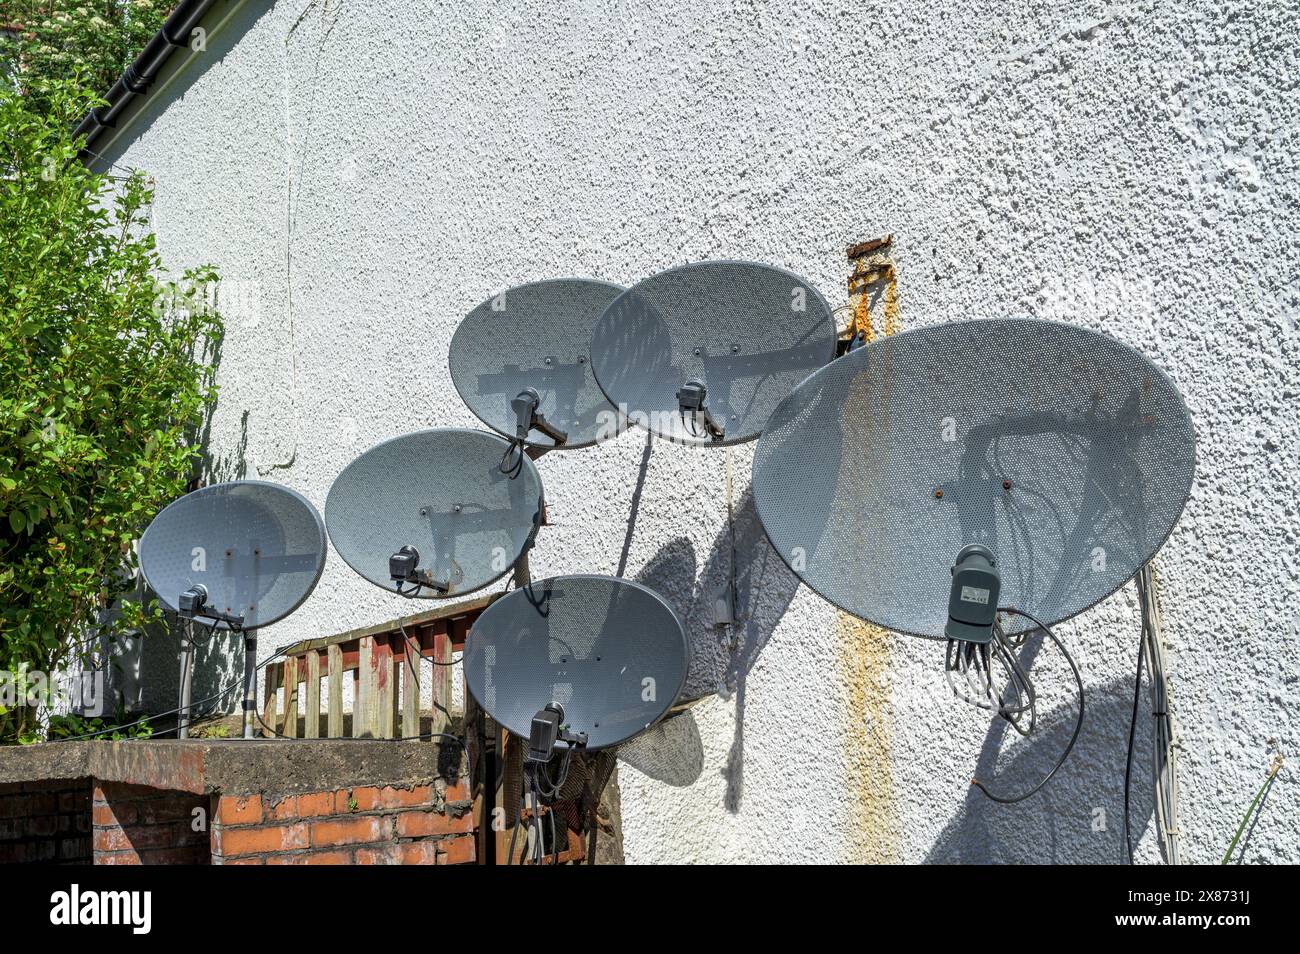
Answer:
[[946, 608, 1085, 805]]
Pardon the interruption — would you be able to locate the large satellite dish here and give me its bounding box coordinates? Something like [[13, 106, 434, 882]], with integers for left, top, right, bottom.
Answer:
[[463, 574, 689, 750], [325, 428, 543, 598], [590, 261, 836, 445], [449, 279, 627, 449], [752, 318, 1196, 637], [138, 480, 326, 631]]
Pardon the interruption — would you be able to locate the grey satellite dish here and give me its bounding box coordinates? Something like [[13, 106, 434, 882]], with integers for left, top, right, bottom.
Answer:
[[138, 480, 327, 738], [752, 318, 1197, 638], [449, 279, 627, 449], [590, 261, 836, 445], [325, 428, 543, 598], [463, 574, 689, 751], [138, 480, 326, 631]]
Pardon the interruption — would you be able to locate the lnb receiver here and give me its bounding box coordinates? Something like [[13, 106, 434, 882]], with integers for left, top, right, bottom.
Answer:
[[389, 545, 450, 595], [178, 583, 209, 617], [527, 702, 588, 763], [945, 544, 1000, 644], [389, 545, 421, 583], [177, 583, 245, 629]]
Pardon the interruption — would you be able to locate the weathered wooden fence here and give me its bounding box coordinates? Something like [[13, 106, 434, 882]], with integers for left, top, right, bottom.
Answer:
[[260, 594, 495, 739]]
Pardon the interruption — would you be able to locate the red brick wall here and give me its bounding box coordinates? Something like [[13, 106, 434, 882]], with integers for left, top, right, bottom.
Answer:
[[210, 777, 475, 865], [0, 779, 91, 864], [92, 781, 210, 865], [0, 775, 478, 866]]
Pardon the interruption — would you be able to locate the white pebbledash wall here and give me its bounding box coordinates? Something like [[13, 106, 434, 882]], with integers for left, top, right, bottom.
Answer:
[[91, 0, 1297, 863]]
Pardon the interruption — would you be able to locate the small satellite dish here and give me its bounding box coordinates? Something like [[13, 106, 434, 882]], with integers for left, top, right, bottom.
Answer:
[[463, 574, 689, 751], [752, 318, 1196, 637], [590, 261, 836, 445], [138, 480, 326, 631], [325, 428, 543, 598], [449, 279, 627, 449], [139, 480, 327, 740]]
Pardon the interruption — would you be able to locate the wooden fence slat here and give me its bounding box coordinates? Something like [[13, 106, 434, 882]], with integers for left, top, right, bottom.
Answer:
[[402, 639, 420, 740], [283, 656, 299, 739], [261, 663, 280, 738], [356, 636, 375, 738], [375, 637, 394, 739], [432, 632, 453, 736], [327, 645, 343, 738], [390, 655, 401, 739], [304, 651, 320, 738]]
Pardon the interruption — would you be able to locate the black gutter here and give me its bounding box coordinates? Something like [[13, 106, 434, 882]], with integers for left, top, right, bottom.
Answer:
[[74, 0, 218, 162]]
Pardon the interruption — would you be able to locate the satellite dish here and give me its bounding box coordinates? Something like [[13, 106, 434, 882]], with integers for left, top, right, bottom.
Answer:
[[138, 480, 326, 631], [463, 574, 689, 751], [138, 480, 327, 740], [325, 428, 543, 598], [590, 261, 836, 445], [449, 279, 627, 449], [752, 318, 1196, 637]]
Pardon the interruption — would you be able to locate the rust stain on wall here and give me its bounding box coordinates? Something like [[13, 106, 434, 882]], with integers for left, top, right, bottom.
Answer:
[[838, 613, 900, 862], [837, 236, 903, 861]]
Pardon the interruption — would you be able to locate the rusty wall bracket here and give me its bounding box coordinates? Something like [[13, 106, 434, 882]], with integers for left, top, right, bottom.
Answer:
[[844, 234, 900, 352]]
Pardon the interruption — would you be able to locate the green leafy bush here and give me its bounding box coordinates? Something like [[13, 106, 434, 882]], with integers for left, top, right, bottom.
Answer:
[[0, 77, 222, 742]]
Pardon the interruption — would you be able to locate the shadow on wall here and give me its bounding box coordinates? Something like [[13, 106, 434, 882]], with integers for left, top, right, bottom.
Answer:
[[632, 488, 800, 700], [926, 673, 1156, 864], [619, 472, 800, 804], [128, 338, 249, 716], [201, 408, 250, 485]]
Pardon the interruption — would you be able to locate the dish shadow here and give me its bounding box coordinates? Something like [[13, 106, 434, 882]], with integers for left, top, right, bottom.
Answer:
[[925, 672, 1156, 864], [620, 485, 800, 797]]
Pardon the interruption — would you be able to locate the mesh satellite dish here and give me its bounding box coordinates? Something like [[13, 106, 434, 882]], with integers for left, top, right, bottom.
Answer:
[[752, 318, 1196, 800], [325, 428, 543, 598], [139, 481, 326, 630], [753, 318, 1195, 637], [463, 574, 689, 752], [465, 574, 689, 863], [449, 279, 627, 452], [138, 480, 327, 738], [590, 261, 836, 445]]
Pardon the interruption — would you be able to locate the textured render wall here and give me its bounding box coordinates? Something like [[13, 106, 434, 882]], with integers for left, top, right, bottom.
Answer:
[[91, 0, 1298, 863]]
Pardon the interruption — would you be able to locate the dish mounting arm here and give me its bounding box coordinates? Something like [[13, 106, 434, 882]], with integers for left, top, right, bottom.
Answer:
[[389, 545, 450, 595], [178, 584, 245, 630]]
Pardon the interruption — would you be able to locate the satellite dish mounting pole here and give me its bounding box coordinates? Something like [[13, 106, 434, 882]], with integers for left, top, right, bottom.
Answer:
[[176, 583, 250, 735], [176, 624, 193, 740], [240, 630, 257, 739]]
